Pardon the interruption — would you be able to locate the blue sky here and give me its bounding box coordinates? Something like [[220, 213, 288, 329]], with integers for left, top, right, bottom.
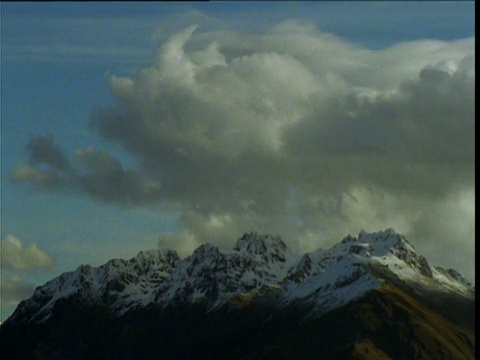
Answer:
[[1, 2, 475, 321]]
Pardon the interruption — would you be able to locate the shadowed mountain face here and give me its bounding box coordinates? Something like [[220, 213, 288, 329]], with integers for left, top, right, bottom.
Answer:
[[0, 230, 475, 359]]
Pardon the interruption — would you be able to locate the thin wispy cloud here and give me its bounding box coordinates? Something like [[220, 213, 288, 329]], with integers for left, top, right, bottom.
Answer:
[[1, 14, 160, 65]]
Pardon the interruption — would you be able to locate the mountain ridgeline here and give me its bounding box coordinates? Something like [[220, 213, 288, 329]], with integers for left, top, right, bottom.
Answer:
[[1, 230, 475, 359]]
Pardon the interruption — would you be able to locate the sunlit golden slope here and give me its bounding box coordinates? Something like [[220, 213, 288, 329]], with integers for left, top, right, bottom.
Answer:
[[326, 281, 475, 360]]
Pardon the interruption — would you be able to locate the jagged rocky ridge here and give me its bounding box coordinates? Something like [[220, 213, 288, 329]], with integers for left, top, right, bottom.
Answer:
[[4, 229, 473, 326]]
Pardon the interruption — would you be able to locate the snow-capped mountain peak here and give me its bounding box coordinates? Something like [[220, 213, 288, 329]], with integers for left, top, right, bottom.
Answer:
[[154, 233, 299, 310], [234, 231, 288, 254], [280, 228, 471, 317], [346, 229, 433, 278], [5, 249, 180, 324], [4, 229, 473, 327]]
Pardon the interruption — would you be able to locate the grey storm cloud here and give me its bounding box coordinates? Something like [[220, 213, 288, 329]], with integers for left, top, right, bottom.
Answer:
[[13, 21, 475, 280]]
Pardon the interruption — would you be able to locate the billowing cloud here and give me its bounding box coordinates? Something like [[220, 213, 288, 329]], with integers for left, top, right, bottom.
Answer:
[[13, 21, 475, 280], [1, 274, 35, 305], [1, 235, 54, 270]]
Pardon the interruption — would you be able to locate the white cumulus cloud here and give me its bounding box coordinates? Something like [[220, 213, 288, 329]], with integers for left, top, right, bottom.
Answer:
[[1, 234, 54, 270]]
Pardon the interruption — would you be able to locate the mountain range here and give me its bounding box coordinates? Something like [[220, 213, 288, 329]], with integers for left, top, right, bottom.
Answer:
[[1, 229, 475, 359]]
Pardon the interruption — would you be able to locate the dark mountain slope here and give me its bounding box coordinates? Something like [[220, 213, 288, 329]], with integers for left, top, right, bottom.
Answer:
[[241, 281, 474, 360], [0, 230, 474, 359]]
